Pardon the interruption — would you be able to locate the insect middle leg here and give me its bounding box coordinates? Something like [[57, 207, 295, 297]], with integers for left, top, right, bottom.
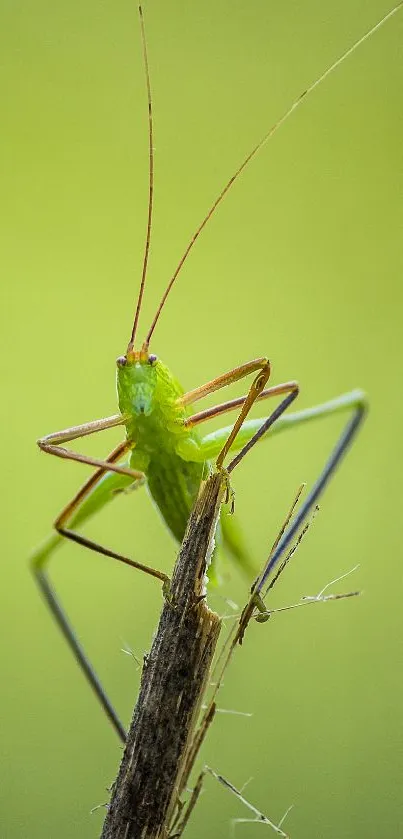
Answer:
[[181, 384, 366, 576], [178, 367, 299, 470]]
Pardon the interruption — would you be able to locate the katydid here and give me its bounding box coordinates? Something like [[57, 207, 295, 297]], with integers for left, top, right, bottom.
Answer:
[[30, 4, 401, 743]]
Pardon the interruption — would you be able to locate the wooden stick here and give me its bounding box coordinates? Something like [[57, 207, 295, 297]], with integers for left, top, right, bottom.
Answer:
[[100, 473, 225, 839]]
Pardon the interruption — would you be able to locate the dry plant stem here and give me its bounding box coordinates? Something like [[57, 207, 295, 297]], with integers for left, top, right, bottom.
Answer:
[[170, 488, 306, 812], [100, 473, 225, 839]]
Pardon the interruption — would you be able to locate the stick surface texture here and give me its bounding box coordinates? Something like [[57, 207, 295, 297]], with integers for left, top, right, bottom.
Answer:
[[100, 474, 224, 839]]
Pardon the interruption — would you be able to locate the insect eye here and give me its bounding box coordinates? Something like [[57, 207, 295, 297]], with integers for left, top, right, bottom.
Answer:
[[148, 354, 157, 364], [116, 356, 127, 367]]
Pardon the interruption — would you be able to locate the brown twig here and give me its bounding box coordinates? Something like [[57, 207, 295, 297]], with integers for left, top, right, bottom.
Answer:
[[100, 473, 225, 839], [100, 467, 362, 838]]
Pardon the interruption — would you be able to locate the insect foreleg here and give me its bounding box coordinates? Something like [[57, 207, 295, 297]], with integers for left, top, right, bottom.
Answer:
[[179, 357, 271, 408], [37, 413, 142, 479], [177, 360, 297, 468]]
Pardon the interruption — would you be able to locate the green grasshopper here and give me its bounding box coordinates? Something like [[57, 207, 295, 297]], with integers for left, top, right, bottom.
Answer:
[[30, 4, 401, 743]]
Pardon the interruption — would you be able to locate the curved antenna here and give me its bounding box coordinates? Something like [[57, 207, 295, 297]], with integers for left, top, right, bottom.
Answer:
[[128, 5, 154, 352], [145, 1, 403, 346]]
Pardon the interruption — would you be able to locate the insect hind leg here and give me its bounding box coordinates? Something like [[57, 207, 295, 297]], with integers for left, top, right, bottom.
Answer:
[[257, 397, 367, 592], [32, 565, 127, 742]]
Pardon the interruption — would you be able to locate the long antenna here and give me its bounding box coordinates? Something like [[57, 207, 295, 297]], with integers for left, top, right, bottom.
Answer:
[[145, 1, 402, 346], [128, 5, 154, 352]]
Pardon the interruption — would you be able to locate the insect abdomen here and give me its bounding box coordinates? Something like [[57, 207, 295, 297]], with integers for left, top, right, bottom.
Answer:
[[146, 451, 204, 543]]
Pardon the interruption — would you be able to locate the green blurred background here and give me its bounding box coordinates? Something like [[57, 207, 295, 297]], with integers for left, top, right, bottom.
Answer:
[[1, 1, 402, 836]]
